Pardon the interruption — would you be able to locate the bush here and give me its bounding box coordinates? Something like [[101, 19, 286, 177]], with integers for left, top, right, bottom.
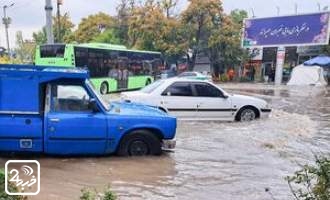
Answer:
[[0, 168, 26, 200], [286, 155, 330, 200], [220, 74, 229, 82], [80, 186, 116, 200]]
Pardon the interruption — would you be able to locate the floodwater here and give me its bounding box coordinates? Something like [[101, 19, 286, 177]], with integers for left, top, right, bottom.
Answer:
[[0, 83, 329, 200]]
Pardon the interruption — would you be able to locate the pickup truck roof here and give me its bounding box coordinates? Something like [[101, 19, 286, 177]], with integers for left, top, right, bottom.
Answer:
[[0, 64, 89, 114], [0, 64, 89, 80]]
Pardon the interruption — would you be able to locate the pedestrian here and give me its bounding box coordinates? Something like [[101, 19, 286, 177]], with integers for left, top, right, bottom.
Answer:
[[251, 66, 255, 81], [227, 68, 235, 81]]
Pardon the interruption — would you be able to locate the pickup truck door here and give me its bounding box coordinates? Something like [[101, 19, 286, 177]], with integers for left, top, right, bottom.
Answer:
[[44, 84, 107, 155], [160, 82, 197, 119]]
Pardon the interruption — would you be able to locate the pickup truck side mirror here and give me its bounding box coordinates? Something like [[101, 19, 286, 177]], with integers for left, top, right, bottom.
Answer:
[[88, 99, 99, 112]]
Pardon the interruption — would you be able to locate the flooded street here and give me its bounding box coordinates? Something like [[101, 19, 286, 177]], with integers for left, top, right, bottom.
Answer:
[[1, 83, 329, 200]]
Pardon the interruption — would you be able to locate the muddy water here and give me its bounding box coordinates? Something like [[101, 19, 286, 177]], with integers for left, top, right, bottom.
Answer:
[[0, 84, 329, 200]]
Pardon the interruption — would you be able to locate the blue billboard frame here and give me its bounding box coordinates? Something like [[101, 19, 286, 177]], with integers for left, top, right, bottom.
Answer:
[[242, 12, 330, 48]]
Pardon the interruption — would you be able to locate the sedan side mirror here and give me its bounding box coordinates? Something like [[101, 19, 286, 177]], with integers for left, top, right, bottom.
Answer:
[[88, 99, 99, 112]]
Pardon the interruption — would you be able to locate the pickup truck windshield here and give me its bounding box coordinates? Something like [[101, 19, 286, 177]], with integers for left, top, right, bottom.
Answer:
[[86, 80, 111, 111]]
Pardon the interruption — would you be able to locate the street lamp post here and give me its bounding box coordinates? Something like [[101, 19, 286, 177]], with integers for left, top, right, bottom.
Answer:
[[2, 3, 14, 57]]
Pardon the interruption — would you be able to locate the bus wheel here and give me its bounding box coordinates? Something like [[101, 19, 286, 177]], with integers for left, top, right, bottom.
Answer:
[[100, 82, 108, 95], [146, 79, 151, 86]]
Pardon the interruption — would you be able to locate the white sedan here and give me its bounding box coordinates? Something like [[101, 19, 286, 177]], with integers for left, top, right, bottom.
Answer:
[[121, 78, 271, 121]]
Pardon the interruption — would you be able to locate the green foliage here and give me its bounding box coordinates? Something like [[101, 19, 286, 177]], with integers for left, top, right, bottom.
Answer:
[[286, 156, 330, 200], [92, 29, 121, 44], [75, 12, 115, 43], [32, 13, 74, 44], [15, 31, 36, 64], [80, 186, 116, 200], [29, 1, 249, 72], [32, 27, 47, 45], [0, 169, 25, 200], [53, 13, 75, 43], [219, 73, 229, 82]]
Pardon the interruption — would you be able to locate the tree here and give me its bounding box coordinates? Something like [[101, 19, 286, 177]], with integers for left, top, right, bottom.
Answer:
[[32, 27, 47, 45], [208, 10, 249, 76], [181, 0, 223, 70], [160, 0, 178, 18], [287, 155, 330, 200], [53, 12, 75, 43], [32, 13, 75, 44], [115, 0, 136, 46], [92, 29, 121, 44], [127, 0, 187, 61], [15, 31, 36, 63], [74, 12, 115, 43]]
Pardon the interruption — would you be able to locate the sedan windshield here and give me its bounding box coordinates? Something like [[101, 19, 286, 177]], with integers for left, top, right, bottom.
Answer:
[[140, 80, 165, 93]]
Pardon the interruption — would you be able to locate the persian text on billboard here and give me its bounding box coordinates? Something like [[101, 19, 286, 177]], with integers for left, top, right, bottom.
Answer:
[[242, 12, 330, 48]]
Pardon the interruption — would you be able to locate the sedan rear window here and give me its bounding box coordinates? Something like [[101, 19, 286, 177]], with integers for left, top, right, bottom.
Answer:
[[162, 82, 193, 96], [193, 83, 223, 97]]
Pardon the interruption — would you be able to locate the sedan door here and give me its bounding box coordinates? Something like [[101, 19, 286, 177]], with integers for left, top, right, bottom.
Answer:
[[160, 82, 197, 119], [192, 82, 233, 120]]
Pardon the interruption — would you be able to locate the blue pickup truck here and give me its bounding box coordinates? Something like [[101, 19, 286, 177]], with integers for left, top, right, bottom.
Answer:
[[0, 65, 176, 156]]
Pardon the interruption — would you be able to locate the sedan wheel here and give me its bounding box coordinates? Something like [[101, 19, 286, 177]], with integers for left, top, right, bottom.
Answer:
[[240, 108, 256, 122]]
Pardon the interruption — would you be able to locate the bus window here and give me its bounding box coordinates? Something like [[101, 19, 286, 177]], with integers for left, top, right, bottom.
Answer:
[[74, 47, 88, 68], [87, 49, 98, 77], [40, 44, 65, 58]]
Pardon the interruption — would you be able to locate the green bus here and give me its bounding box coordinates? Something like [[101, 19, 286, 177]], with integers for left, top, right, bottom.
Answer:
[[35, 43, 164, 94]]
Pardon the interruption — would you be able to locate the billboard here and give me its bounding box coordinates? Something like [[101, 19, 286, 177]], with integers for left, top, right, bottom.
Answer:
[[242, 12, 330, 48]]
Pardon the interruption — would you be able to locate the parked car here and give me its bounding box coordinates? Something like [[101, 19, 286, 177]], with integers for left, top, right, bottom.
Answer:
[[121, 78, 271, 121], [0, 65, 176, 156], [177, 71, 211, 80], [158, 69, 177, 79]]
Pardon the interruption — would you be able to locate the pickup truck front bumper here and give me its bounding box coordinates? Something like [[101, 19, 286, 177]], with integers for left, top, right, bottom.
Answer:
[[162, 139, 176, 150]]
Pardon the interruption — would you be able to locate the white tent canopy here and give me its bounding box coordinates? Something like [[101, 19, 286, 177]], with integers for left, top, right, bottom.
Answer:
[[287, 65, 328, 86]]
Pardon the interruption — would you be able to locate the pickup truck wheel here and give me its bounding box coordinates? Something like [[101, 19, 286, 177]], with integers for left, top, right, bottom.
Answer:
[[117, 130, 161, 156], [100, 82, 108, 95]]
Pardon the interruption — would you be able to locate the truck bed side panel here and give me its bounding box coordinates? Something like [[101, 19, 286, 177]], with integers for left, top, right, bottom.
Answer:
[[0, 114, 43, 152]]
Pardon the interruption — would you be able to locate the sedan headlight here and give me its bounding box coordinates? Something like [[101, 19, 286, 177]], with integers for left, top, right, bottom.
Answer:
[[264, 103, 271, 109]]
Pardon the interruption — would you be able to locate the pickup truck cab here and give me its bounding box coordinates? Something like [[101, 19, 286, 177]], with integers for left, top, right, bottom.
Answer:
[[0, 65, 176, 156]]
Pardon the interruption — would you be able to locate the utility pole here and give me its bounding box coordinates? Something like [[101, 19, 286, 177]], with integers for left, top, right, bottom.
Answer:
[[45, 0, 54, 44], [276, 6, 280, 16], [56, 0, 63, 43], [2, 3, 14, 57], [250, 8, 256, 18]]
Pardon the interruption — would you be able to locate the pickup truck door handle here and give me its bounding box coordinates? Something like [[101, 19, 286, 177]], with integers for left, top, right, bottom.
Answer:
[[49, 118, 60, 122]]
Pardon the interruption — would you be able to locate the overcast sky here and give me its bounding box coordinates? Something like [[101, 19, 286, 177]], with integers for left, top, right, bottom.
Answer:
[[2, 0, 330, 48]]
